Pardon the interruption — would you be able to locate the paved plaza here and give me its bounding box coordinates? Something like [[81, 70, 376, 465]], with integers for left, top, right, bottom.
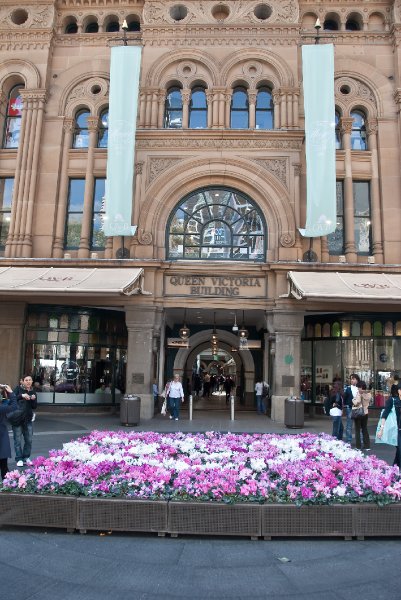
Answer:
[[1, 409, 400, 600]]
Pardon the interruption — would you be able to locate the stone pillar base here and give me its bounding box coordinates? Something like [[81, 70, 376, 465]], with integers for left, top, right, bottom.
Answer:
[[271, 395, 287, 423], [137, 393, 154, 420]]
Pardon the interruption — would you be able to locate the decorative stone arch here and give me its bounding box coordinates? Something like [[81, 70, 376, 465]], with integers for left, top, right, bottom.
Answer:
[[300, 11, 319, 28], [140, 156, 295, 260], [335, 59, 393, 118], [0, 59, 41, 91], [220, 50, 294, 89], [146, 50, 219, 88], [344, 10, 364, 27], [367, 11, 387, 31], [173, 329, 256, 402], [180, 340, 243, 380], [57, 60, 110, 116]]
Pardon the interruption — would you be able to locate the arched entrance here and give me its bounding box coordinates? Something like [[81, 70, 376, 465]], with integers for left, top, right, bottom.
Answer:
[[173, 329, 256, 410]]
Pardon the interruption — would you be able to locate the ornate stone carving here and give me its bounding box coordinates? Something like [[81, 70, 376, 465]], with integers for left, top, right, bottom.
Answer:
[[0, 5, 54, 30], [340, 117, 353, 135], [138, 138, 303, 150], [147, 157, 184, 187], [336, 77, 376, 108], [251, 158, 288, 187], [137, 229, 153, 245], [394, 1, 401, 24], [280, 233, 295, 248], [365, 118, 378, 136], [143, 1, 299, 26], [355, 82, 376, 105], [67, 78, 109, 104]]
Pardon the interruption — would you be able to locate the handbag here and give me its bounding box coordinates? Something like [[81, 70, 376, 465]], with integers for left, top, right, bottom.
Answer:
[[160, 399, 167, 416], [351, 406, 365, 419], [375, 399, 398, 446]]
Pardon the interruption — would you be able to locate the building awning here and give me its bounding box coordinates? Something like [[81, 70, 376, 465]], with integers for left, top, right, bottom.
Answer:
[[0, 267, 147, 296], [287, 271, 401, 303]]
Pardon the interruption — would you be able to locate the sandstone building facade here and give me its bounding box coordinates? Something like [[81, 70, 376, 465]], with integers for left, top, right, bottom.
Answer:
[[1, 0, 401, 420]]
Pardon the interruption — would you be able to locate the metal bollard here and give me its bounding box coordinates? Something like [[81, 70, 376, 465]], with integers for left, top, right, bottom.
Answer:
[[230, 394, 235, 421], [189, 394, 193, 421]]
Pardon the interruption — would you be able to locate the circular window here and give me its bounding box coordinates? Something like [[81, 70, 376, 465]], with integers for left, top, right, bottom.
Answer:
[[11, 9, 29, 25], [340, 85, 351, 95], [254, 4, 272, 21], [211, 4, 230, 21], [91, 85, 101, 95], [170, 5, 188, 21]]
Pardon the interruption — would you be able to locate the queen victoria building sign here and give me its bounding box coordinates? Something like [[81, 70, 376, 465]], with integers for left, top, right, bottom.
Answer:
[[164, 274, 266, 298]]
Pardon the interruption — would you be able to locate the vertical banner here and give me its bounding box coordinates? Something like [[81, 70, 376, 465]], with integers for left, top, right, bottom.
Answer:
[[300, 44, 336, 238], [104, 46, 142, 237]]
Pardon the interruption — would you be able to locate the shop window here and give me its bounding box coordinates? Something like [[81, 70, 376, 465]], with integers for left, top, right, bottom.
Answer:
[[0, 178, 14, 249], [328, 181, 344, 255], [332, 322, 341, 337], [396, 322, 401, 336], [385, 321, 394, 336], [189, 87, 207, 129], [2, 85, 23, 149], [322, 323, 331, 337], [92, 178, 106, 250], [335, 111, 341, 149], [350, 110, 367, 150], [373, 321, 383, 336], [351, 321, 361, 336], [353, 181, 371, 255], [73, 109, 90, 148], [167, 186, 266, 261], [255, 87, 273, 130], [362, 321, 372, 336], [164, 87, 183, 128], [342, 321, 351, 337], [97, 109, 109, 147], [230, 87, 249, 129], [314, 324, 322, 338], [65, 179, 85, 249], [306, 323, 314, 338]]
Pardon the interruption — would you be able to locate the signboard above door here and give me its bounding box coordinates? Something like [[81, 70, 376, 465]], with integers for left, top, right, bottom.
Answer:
[[164, 274, 266, 299]]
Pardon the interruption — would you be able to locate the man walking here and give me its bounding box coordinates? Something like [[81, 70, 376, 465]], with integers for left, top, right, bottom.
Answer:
[[343, 373, 360, 444]]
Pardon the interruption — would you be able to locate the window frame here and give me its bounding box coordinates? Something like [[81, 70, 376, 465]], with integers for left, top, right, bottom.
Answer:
[[0, 177, 14, 249], [255, 87, 273, 130], [2, 84, 24, 150], [91, 178, 106, 250], [97, 109, 109, 148], [64, 178, 86, 250], [189, 87, 207, 129], [328, 180, 345, 255], [72, 109, 90, 149], [350, 110, 367, 150], [230, 87, 249, 129], [164, 87, 183, 129], [353, 180, 372, 255]]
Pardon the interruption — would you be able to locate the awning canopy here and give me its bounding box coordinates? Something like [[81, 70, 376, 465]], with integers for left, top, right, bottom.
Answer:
[[287, 271, 401, 302], [0, 267, 146, 296]]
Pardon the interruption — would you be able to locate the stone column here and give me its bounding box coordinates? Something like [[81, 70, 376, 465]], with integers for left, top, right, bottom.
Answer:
[[270, 309, 305, 423], [367, 118, 384, 262], [293, 163, 303, 259], [181, 89, 190, 129], [53, 119, 75, 257], [248, 91, 256, 129], [206, 90, 213, 128], [78, 117, 98, 258], [157, 90, 166, 128], [0, 302, 26, 386], [125, 305, 159, 419], [218, 89, 226, 128], [150, 89, 158, 128], [224, 90, 232, 128], [280, 89, 287, 128], [341, 117, 357, 262], [144, 91, 152, 128], [273, 91, 280, 129], [139, 91, 146, 128], [286, 91, 293, 128], [292, 89, 299, 127], [130, 161, 144, 256], [212, 89, 219, 128]]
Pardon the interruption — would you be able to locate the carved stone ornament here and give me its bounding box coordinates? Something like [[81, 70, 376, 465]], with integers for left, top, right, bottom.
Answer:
[[137, 229, 153, 245], [336, 77, 376, 108], [394, 1, 401, 24], [138, 138, 303, 151], [251, 158, 288, 187], [143, 1, 299, 26], [67, 78, 109, 104], [147, 157, 184, 187], [0, 5, 54, 30], [280, 232, 295, 248]]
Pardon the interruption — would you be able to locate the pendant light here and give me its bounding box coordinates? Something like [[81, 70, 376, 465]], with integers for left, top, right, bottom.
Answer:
[[232, 311, 238, 333], [179, 309, 190, 340], [238, 310, 248, 339]]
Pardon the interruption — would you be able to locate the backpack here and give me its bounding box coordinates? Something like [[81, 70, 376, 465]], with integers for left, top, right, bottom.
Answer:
[[262, 383, 269, 398]]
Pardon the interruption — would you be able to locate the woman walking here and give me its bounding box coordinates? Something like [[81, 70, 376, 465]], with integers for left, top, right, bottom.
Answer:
[[377, 382, 401, 467], [0, 384, 17, 480], [352, 381, 371, 450], [168, 374, 184, 421]]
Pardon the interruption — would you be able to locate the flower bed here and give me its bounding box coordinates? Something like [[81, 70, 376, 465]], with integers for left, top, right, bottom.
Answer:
[[2, 431, 401, 507]]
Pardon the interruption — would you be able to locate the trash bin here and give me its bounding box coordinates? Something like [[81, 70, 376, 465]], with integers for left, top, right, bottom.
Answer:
[[284, 396, 304, 429], [120, 394, 141, 426]]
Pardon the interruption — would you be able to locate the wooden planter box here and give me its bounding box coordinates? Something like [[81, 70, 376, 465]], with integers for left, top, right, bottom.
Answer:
[[0, 493, 77, 532], [76, 497, 168, 535], [168, 501, 261, 539], [354, 504, 401, 538], [261, 504, 355, 539]]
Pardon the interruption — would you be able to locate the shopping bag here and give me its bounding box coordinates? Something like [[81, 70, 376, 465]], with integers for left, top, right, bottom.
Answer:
[[161, 399, 167, 416], [375, 401, 398, 446]]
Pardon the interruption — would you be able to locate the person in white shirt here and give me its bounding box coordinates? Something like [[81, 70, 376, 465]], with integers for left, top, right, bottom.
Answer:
[[168, 374, 184, 421], [255, 379, 268, 415]]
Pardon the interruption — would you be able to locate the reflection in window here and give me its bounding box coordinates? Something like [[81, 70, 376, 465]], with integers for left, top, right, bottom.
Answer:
[[351, 110, 367, 150], [328, 181, 344, 255], [255, 87, 273, 129], [335, 111, 341, 149], [230, 87, 249, 129], [97, 109, 108, 147], [167, 187, 265, 261], [65, 179, 85, 249], [0, 178, 14, 248], [3, 85, 23, 149], [73, 109, 90, 148], [164, 87, 182, 128], [353, 181, 371, 255], [92, 178, 106, 250], [189, 87, 207, 128]]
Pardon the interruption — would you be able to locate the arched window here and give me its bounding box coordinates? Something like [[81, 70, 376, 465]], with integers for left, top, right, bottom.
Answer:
[[127, 19, 141, 31], [85, 21, 99, 33], [230, 87, 249, 129], [164, 87, 182, 128], [2, 85, 23, 149], [350, 110, 367, 150], [65, 22, 78, 34], [72, 109, 90, 148], [255, 87, 273, 129], [189, 87, 207, 129], [105, 19, 120, 32], [167, 187, 266, 261], [335, 111, 341, 149], [324, 18, 339, 31], [97, 109, 109, 148]]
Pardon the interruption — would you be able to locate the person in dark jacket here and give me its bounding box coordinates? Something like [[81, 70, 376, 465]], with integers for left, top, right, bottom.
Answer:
[[0, 384, 18, 480], [377, 382, 401, 468], [12, 374, 37, 467], [328, 381, 344, 440], [343, 373, 360, 444]]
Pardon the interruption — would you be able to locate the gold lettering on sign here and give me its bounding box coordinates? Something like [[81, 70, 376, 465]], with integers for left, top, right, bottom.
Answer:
[[165, 275, 265, 298]]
